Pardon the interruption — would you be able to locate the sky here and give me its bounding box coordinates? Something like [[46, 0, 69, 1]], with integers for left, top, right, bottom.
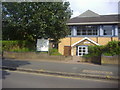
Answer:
[[67, 0, 120, 18]]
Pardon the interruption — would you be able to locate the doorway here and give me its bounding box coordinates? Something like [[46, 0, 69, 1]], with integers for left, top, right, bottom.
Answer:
[[64, 46, 71, 56]]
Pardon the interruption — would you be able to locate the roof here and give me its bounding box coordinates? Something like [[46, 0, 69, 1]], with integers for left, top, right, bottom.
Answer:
[[67, 10, 119, 25], [71, 37, 100, 47], [79, 10, 100, 17]]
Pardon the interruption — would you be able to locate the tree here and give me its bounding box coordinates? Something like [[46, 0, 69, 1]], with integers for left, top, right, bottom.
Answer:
[[2, 2, 72, 43]]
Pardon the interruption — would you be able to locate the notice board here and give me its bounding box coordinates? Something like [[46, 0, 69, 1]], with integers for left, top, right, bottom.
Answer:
[[36, 38, 49, 51]]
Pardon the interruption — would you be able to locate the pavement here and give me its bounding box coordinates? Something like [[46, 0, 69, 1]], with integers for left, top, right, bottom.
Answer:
[[1, 58, 119, 80]]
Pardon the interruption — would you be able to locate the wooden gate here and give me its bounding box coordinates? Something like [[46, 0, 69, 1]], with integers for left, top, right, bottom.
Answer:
[[64, 46, 71, 56]]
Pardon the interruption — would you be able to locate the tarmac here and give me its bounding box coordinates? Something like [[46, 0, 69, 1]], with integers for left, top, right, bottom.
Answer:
[[1, 58, 119, 81]]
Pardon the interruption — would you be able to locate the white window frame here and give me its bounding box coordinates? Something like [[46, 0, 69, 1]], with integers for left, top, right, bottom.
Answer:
[[77, 46, 88, 56]]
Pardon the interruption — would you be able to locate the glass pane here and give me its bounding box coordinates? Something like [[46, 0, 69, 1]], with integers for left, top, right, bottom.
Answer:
[[88, 30, 91, 33], [83, 53, 85, 55], [104, 30, 112, 35], [79, 53, 81, 55], [103, 25, 112, 35], [83, 50, 85, 52], [93, 33, 97, 35], [77, 25, 98, 35], [79, 47, 81, 49], [68, 26, 73, 35], [83, 47, 85, 49], [77, 33, 80, 35], [77, 30, 82, 35], [82, 30, 86, 35], [88, 32, 92, 35]]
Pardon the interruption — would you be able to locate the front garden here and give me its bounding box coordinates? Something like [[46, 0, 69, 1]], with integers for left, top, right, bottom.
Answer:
[[82, 40, 120, 64], [1, 40, 120, 64], [1, 40, 61, 56], [84, 40, 120, 57]]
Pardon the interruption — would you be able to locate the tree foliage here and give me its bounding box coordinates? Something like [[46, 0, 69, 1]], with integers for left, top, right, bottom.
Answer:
[[2, 2, 72, 42]]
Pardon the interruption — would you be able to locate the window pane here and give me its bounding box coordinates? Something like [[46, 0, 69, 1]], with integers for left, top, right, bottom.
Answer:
[[103, 25, 112, 35], [83, 53, 85, 55], [79, 53, 81, 55], [83, 47, 85, 49], [88, 30, 92, 35], [68, 26, 72, 35], [79, 50, 81, 52], [77, 25, 98, 35], [77, 30, 82, 35], [82, 30, 86, 35], [93, 30, 97, 35], [79, 47, 82, 49], [83, 50, 85, 52]]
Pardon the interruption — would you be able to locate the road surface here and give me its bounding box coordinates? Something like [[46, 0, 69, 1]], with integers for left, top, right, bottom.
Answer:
[[2, 70, 118, 88]]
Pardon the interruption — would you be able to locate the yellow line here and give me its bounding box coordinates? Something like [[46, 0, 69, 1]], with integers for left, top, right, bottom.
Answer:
[[2, 69, 118, 84]]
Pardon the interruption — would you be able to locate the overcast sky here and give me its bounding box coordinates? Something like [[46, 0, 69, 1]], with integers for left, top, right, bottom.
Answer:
[[67, 0, 120, 18]]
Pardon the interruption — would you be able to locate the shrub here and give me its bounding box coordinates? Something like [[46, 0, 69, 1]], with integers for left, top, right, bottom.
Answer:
[[49, 48, 62, 56], [83, 45, 105, 57], [10, 48, 30, 52], [104, 40, 120, 56], [102, 52, 113, 56], [83, 41, 120, 57], [2, 40, 35, 52], [2, 40, 20, 51]]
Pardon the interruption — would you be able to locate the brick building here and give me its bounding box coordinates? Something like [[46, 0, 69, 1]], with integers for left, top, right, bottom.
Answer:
[[58, 10, 120, 56]]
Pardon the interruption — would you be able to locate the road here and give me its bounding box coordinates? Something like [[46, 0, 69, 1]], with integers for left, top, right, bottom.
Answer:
[[2, 59, 118, 76], [2, 70, 118, 88]]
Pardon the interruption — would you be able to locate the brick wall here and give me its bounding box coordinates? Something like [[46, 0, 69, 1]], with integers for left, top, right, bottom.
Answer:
[[58, 37, 119, 55]]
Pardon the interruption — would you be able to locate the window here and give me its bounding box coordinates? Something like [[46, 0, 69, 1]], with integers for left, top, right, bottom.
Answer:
[[77, 25, 98, 36], [68, 26, 72, 36], [118, 27, 120, 39], [77, 46, 88, 56], [103, 25, 112, 35]]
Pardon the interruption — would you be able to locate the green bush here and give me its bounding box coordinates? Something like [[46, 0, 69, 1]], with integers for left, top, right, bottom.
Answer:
[[2, 40, 20, 51], [83, 45, 105, 58], [83, 41, 120, 57], [2, 40, 35, 52], [104, 40, 120, 56], [49, 48, 62, 56], [102, 52, 113, 56], [36, 51, 48, 54], [10, 48, 30, 52]]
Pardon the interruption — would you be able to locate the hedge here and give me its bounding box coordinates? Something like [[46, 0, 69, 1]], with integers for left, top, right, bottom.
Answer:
[[104, 40, 120, 55], [83, 41, 120, 57], [1, 40, 35, 52], [49, 48, 62, 56]]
